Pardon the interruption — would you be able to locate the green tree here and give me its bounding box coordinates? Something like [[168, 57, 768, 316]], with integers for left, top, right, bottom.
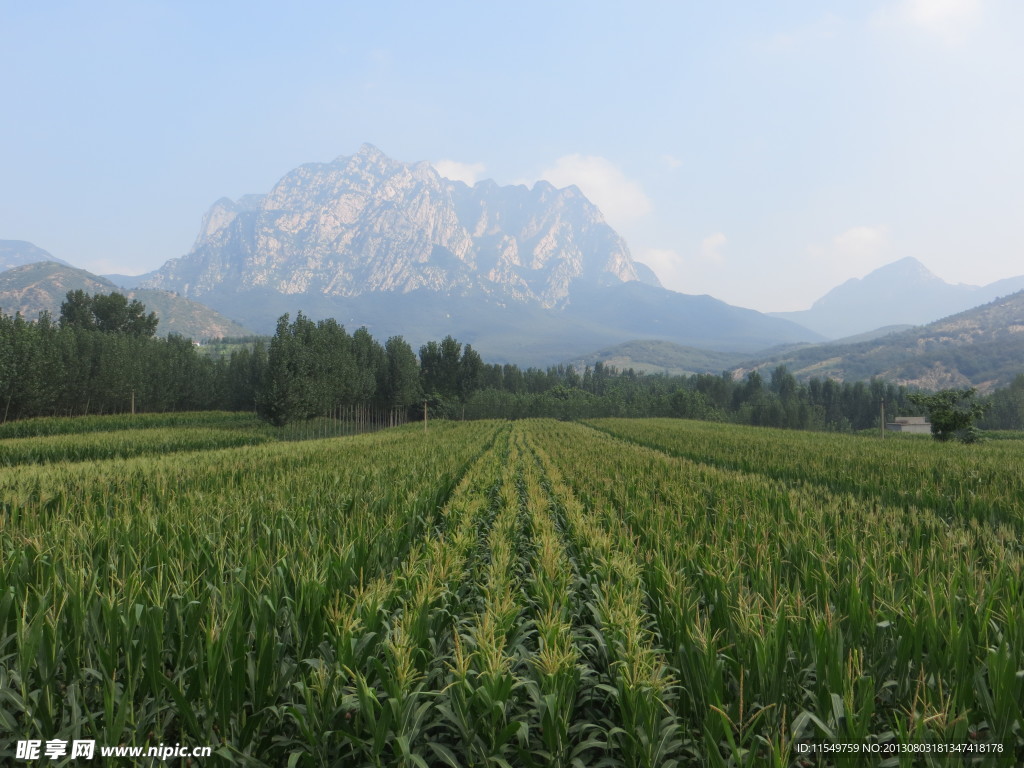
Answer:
[[314, 319, 353, 410], [907, 388, 990, 442], [980, 374, 1024, 430], [225, 344, 266, 411], [257, 314, 306, 426], [59, 290, 158, 337], [419, 336, 463, 400], [93, 293, 159, 336], [458, 344, 484, 404], [351, 327, 385, 409], [58, 290, 96, 331], [383, 336, 421, 410]]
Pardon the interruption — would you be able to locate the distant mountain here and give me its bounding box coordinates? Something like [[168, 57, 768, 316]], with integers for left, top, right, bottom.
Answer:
[[141, 144, 820, 363], [631, 261, 663, 288], [1, 261, 114, 315], [771, 257, 1024, 339], [0, 261, 252, 340], [569, 339, 746, 376], [742, 289, 1024, 392], [1, 240, 71, 271], [145, 143, 640, 306], [560, 281, 818, 354], [102, 270, 159, 290], [827, 325, 915, 344]]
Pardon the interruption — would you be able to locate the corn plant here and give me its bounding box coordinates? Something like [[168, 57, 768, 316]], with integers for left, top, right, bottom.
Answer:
[[2, 416, 1022, 765]]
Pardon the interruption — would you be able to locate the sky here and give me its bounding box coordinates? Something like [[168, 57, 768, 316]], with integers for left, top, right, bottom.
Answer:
[[2, 0, 1022, 312]]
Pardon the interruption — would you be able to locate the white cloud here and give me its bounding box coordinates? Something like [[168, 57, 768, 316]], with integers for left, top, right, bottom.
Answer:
[[806, 226, 891, 286], [537, 154, 652, 227], [831, 225, 888, 263], [872, 0, 982, 41], [901, 0, 980, 27], [700, 232, 727, 262], [660, 154, 683, 169], [432, 159, 487, 185], [640, 248, 686, 291], [741, 225, 888, 310], [638, 238, 727, 295]]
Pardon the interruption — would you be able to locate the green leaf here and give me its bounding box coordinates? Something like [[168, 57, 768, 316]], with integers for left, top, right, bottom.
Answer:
[[427, 742, 461, 768], [791, 710, 835, 741]]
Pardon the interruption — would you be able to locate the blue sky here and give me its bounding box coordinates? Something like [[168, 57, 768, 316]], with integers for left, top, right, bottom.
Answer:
[[2, 0, 1021, 311]]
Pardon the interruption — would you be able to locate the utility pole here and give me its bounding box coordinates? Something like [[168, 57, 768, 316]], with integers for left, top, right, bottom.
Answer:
[[424, 400, 428, 433], [880, 398, 885, 438]]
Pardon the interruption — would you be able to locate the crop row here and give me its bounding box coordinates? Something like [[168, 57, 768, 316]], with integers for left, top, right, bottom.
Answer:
[[2, 417, 1021, 766], [532, 420, 1023, 764], [0, 410, 260, 439], [0, 421, 501, 763], [318, 425, 690, 767], [586, 417, 1024, 528], [0, 426, 275, 467]]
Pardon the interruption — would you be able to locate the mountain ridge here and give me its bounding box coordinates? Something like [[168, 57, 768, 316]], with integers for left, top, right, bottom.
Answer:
[[771, 257, 1024, 338], [136, 145, 821, 362], [568, 339, 746, 376], [144, 143, 640, 308], [0, 261, 252, 340], [1, 240, 71, 271], [741, 288, 1024, 392]]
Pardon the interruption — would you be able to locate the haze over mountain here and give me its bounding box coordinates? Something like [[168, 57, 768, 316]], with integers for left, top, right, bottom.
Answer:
[[140, 145, 818, 363], [742, 289, 1024, 393], [569, 340, 746, 377], [0, 261, 252, 340], [1, 240, 71, 272], [145, 144, 640, 306], [771, 257, 1024, 339], [9, 153, 1023, 376]]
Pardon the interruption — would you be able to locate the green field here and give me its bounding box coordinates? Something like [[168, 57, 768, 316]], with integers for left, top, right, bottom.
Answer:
[[1, 416, 1022, 766]]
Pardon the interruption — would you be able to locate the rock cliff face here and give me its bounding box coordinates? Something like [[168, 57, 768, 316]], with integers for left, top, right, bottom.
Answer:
[[139, 144, 822, 362], [145, 144, 639, 307]]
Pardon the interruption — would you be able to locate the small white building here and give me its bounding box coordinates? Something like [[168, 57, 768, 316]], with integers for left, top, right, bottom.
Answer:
[[886, 416, 931, 434]]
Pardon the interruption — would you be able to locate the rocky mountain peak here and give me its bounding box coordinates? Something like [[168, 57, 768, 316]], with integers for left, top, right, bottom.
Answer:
[[350, 142, 388, 163], [772, 256, 1024, 340], [813, 257, 943, 310], [144, 146, 641, 307], [871, 257, 942, 283]]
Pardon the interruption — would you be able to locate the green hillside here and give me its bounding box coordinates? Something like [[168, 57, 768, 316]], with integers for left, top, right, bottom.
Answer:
[[570, 339, 746, 375], [0, 261, 252, 340], [738, 290, 1024, 392]]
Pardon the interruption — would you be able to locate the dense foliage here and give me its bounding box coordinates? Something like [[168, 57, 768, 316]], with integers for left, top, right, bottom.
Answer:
[[255, 313, 421, 426], [59, 288, 159, 337], [0, 302, 421, 425], [3, 295, 1024, 432], [0, 310, 221, 421], [978, 373, 1024, 430], [907, 388, 990, 442], [461, 364, 919, 431]]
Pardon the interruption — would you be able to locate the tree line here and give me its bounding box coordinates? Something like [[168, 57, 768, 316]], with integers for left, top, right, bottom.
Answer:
[[1, 300, 211, 422], [458, 364, 918, 431], [3, 291, 1023, 431], [0, 298, 423, 425]]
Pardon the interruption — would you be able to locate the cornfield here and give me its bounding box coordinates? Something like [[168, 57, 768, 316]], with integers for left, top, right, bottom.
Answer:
[[1, 416, 1021, 766]]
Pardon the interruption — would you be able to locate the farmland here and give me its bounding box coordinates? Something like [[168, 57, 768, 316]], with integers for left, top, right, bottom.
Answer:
[[1, 417, 1022, 766]]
